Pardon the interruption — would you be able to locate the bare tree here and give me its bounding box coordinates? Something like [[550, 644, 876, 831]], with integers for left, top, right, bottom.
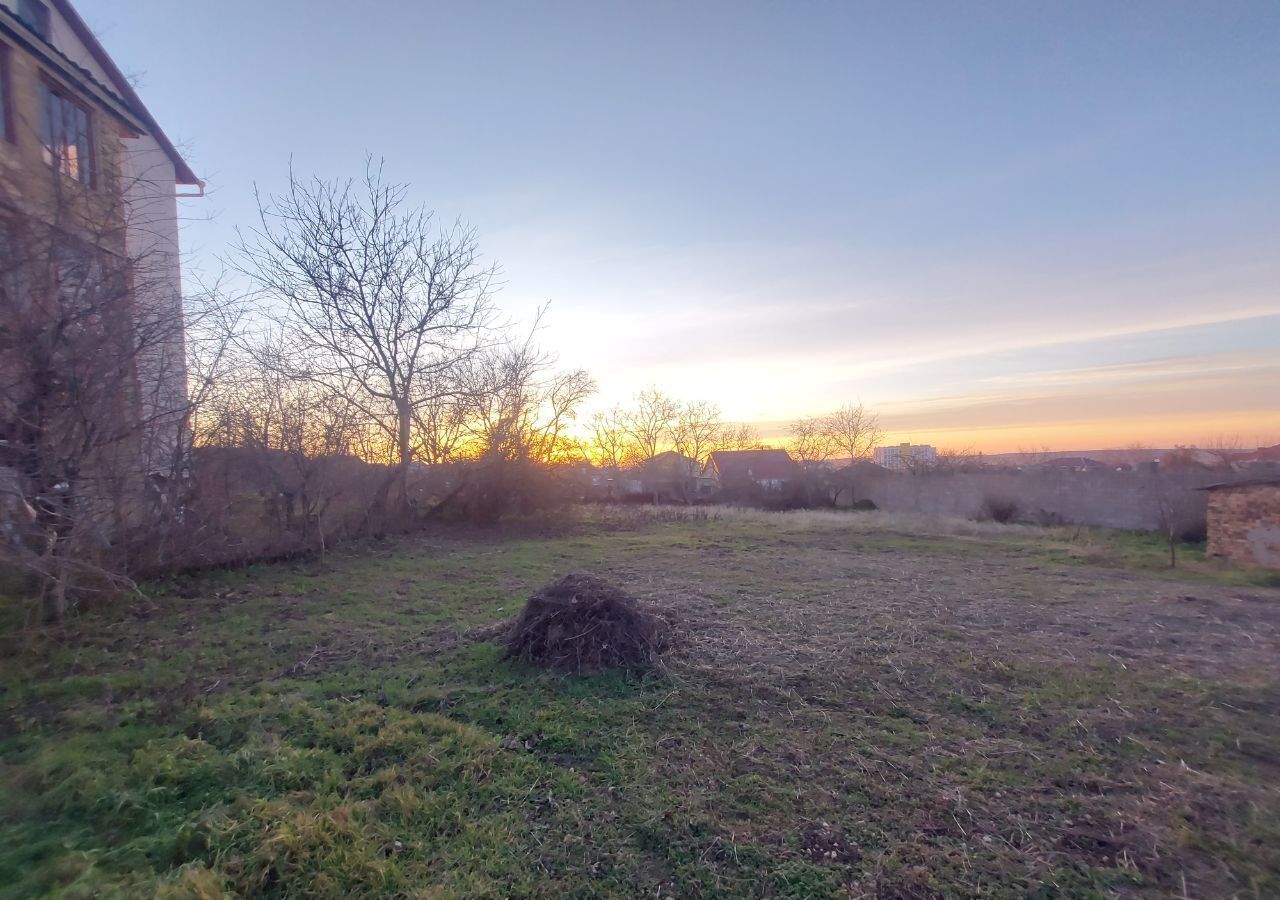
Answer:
[[426, 324, 595, 522], [1017, 445, 1054, 468], [788, 415, 836, 464], [718, 422, 765, 452], [233, 161, 496, 482], [410, 393, 468, 466], [822, 403, 882, 463], [622, 388, 679, 464], [458, 329, 595, 464], [672, 401, 722, 473], [588, 408, 631, 471], [184, 276, 251, 451], [258, 382, 366, 546], [1202, 434, 1244, 470], [535, 369, 596, 463], [932, 446, 982, 473], [186, 314, 384, 549]]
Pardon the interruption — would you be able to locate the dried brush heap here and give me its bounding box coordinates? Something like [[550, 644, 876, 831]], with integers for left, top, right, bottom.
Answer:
[[505, 574, 668, 674]]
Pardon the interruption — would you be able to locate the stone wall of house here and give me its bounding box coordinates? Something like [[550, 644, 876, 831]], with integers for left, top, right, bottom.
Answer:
[[845, 469, 1277, 533], [1, 11, 189, 478], [1206, 485, 1280, 569]]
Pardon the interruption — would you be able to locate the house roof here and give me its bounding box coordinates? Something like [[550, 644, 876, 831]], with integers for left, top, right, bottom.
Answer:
[[1037, 456, 1107, 470], [649, 450, 693, 464], [709, 449, 798, 480], [50, 0, 201, 186], [0, 7, 146, 129], [643, 451, 698, 477], [1198, 479, 1280, 492], [1235, 444, 1280, 463]]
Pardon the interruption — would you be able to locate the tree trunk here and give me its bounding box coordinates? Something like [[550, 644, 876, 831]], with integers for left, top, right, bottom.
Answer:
[[42, 558, 68, 622], [396, 399, 412, 469], [394, 397, 414, 517]]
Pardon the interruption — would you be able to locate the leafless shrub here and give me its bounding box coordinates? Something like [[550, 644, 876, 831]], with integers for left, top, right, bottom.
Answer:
[[1156, 484, 1209, 567], [980, 495, 1021, 524], [0, 164, 233, 617]]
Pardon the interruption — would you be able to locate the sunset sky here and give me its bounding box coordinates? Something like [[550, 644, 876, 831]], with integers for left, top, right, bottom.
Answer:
[[82, 0, 1280, 452]]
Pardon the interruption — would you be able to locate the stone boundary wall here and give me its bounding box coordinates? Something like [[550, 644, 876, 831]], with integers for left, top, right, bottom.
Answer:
[[1205, 484, 1280, 567], [847, 469, 1278, 532]]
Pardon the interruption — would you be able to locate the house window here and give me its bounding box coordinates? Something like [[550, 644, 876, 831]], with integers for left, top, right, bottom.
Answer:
[[40, 82, 94, 185], [19, 0, 51, 40]]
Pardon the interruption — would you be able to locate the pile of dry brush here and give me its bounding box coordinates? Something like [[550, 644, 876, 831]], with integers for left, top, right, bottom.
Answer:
[[503, 574, 668, 674]]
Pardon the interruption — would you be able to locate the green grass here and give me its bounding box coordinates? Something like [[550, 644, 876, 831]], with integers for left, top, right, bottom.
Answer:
[[2, 511, 1278, 898], [1018, 525, 1280, 587]]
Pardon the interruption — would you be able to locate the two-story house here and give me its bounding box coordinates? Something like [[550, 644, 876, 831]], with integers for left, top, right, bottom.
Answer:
[[0, 0, 200, 494]]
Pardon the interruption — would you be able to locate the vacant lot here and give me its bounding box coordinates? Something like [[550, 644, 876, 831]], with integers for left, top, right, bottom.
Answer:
[[2, 509, 1278, 898]]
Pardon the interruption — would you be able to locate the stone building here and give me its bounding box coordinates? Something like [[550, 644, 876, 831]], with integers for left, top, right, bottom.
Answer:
[[1, 0, 201, 477], [1202, 480, 1280, 569]]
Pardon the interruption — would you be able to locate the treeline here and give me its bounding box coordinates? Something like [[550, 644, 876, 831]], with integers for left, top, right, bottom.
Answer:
[[585, 389, 763, 472], [583, 391, 892, 473]]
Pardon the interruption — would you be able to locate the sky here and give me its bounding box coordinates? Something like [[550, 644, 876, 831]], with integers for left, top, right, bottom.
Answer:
[[80, 0, 1280, 452]]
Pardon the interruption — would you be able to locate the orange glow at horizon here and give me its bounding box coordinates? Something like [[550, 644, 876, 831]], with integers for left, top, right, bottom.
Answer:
[[752, 408, 1280, 455]]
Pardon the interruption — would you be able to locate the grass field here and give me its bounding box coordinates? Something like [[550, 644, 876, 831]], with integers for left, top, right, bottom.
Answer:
[[2, 508, 1278, 898]]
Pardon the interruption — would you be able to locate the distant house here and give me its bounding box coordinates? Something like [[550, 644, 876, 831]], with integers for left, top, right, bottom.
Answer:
[[1200, 480, 1280, 569], [583, 466, 643, 500], [1035, 456, 1108, 473], [873, 443, 937, 471], [588, 467, 622, 498], [640, 451, 715, 503], [706, 449, 798, 493], [1234, 444, 1280, 467]]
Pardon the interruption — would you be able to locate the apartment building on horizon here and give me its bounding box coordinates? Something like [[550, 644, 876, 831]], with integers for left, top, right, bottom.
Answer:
[[874, 442, 937, 471]]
